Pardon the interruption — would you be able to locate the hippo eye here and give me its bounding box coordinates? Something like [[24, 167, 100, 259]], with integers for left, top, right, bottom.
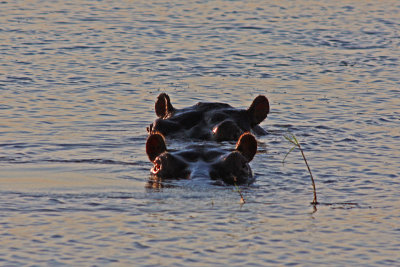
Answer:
[[152, 153, 190, 179], [152, 159, 162, 173], [155, 162, 161, 171]]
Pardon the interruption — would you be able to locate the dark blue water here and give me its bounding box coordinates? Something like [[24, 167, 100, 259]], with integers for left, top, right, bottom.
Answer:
[[1, 1, 399, 265]]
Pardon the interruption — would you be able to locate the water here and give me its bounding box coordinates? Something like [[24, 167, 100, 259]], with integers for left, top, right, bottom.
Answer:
[[1, 0, 399, 265]]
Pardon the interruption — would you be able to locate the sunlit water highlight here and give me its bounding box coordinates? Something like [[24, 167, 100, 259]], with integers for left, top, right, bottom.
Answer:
[[1, 1, 399, 266]]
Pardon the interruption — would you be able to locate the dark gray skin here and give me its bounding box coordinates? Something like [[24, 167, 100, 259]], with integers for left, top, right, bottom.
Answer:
[[147, 93, 270, 141], [146, 132, 258, 185]]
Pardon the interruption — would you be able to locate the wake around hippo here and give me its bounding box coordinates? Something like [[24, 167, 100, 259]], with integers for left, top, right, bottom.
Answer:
[[146, 132, 258, 185], [147, 93, 270, 141]]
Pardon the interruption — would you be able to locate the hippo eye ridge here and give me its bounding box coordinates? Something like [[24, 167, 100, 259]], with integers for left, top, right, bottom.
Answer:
[[152, 158, 162, 174]]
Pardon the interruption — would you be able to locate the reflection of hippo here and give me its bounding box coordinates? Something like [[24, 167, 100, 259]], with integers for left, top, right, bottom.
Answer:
[[147, 93, 270, 141], [146, 132, 258, 185]]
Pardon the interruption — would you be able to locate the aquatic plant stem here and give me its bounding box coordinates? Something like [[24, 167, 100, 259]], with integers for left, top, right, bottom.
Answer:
[[234, 182, 246, 204], [283, 133, 318, 205]]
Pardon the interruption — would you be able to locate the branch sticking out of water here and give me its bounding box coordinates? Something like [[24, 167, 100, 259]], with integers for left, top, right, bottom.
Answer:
[[283, 132, 318, 205], [234, 181, 246, 204]]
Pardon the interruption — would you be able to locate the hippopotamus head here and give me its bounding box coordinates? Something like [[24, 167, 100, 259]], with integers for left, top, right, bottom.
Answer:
[[146, 132, 258, 185], [147, 93, 270, 141]]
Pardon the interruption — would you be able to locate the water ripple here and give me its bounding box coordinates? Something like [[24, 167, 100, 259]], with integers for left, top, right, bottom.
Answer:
[[1, 0, 399, 266]]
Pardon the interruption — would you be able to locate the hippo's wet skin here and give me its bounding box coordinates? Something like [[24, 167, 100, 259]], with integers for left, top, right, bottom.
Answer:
[[146, 132, 258, 185], [147, 93, 270, 141]]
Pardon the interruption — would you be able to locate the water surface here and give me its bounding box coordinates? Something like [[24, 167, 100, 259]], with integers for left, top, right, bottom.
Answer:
[[1, 0, 400, 266]]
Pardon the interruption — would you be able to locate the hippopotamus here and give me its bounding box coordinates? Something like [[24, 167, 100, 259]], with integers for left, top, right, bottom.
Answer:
[[147, 93, 270, 141], [146, 132, 258, 185]]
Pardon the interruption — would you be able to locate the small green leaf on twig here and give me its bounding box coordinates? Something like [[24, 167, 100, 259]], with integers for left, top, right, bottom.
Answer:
[[282, 145, 296, 165]]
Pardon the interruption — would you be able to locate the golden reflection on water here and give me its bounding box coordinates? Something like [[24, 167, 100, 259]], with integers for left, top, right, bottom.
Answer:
[[1, 0, 400, 265], [2, 202, 399, 265], [0, 164, 141, 192]]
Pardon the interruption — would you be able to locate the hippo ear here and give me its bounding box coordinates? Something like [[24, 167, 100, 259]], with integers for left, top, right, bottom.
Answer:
[[155, 93, 174, 118], [146, 133, 167, 162], [235, 132, 257, 162], [247, 95, 269, 126]]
